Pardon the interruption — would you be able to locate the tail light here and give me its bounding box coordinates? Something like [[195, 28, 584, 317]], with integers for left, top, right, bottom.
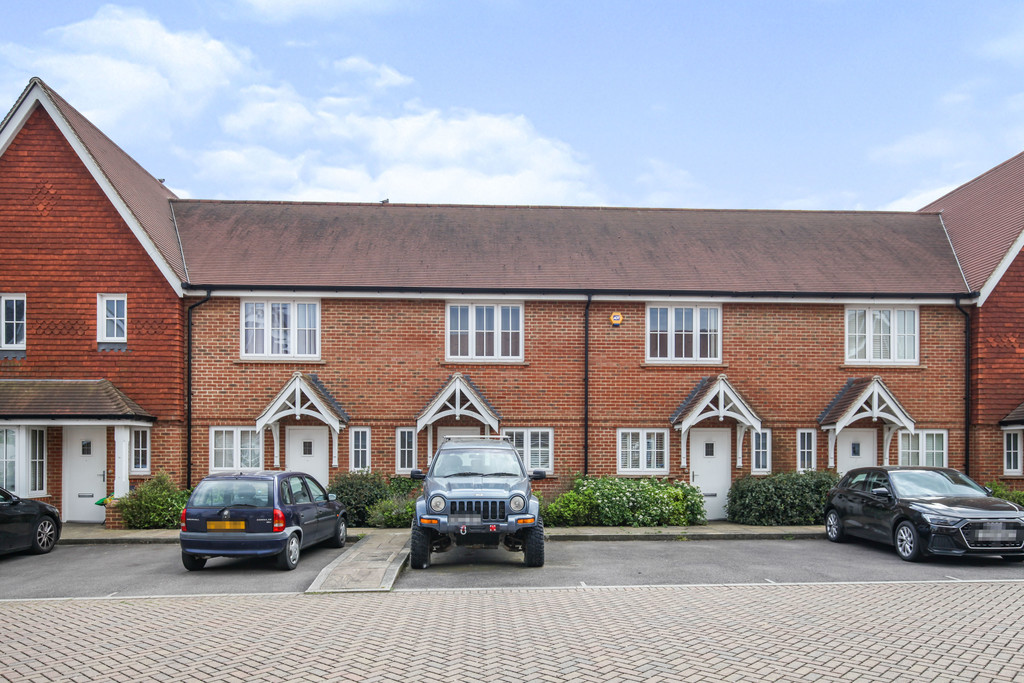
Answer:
[[180, 508, 187, 531], [273, 508, 286, 532]]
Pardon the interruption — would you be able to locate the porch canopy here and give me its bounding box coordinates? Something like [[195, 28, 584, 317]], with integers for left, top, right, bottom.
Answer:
[[0, 378, 154, 497], [256, 372, 350, 468], [417, 373, 501, 433], [818, 376, 914, 467], [999, 400, 1024, 427], [671, 374, 762, 468]]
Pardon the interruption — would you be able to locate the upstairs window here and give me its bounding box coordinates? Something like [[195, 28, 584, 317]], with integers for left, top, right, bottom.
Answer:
[[846, 307, 917, 364], [1, 295, 25, 349], [447, 302, 523, 361], [646, 305, 721, 363], [241, 299, 320, 359], [98, 294, 127, 343]]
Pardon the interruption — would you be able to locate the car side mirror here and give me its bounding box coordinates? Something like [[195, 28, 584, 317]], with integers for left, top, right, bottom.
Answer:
[[985, 486, 994, 496], [328, 493, 337, 502], [871, 486, 891, 497], [410, 469, 426, 481], [529, 470, 546, 480]]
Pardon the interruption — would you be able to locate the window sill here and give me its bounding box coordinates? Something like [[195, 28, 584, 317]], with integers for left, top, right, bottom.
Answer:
[[642, 361, 727, 369], [235, 358, 326, 365], [615, 471, 670, 477], [441, 360, 530, 367], [841, 363, 922, 370], [0, 349, 26, 360], [98, 342, 128, 352]]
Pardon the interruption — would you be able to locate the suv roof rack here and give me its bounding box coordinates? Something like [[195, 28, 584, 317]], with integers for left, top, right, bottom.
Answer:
[[441, 434, 512, 443]]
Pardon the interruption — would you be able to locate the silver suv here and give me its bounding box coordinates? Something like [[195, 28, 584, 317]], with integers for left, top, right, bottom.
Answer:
[[409, 436, 545, 569]]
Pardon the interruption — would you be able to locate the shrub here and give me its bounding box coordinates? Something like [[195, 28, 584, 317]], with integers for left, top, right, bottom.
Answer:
[[986, 481, 1024, 506], [544, 476, 706, 527], [328, 472, 422, 527], [116, 472, 191, 529], [366, 495, 417, 528], [726, 470, 840, 526]]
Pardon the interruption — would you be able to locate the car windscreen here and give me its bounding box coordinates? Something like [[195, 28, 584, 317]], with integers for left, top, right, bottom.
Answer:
[[888, 470, 987, 499], [430, 448, 524, 477], [189, 479, 273, 507]]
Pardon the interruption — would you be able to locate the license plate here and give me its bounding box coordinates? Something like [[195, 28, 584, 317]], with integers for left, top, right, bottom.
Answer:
[[976, 523, 1015, 542], [207, 520, 245, 531], [449, 514, 481, 525]]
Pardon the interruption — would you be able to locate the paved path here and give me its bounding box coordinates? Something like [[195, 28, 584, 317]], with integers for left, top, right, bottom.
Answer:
[[3, 580, 1024, 682]]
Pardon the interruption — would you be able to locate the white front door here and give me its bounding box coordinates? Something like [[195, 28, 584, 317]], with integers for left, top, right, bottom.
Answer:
[[63, 426, 107, 523], [286, 426, 330, 488], [690, 428, 732, 520], [836, 428, 877, 475]]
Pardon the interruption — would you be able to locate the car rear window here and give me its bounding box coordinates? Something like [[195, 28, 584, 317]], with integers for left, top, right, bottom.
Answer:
[[190, 480, 273, 507]]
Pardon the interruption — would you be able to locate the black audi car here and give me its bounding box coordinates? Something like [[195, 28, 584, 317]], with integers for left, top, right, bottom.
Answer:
[[1, 486, 61, 556], [824, 466, 1024, 562]]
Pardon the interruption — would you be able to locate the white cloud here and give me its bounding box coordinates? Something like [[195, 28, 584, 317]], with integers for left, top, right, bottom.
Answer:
[[220, 85, 320, 140], [334, 56, 413, 90], [868, 128, 968, 166], [238, 0, 404, 23], [882, 184, 961, 212], [979, 23, 1024, 67], [634, 159, 705, 208]]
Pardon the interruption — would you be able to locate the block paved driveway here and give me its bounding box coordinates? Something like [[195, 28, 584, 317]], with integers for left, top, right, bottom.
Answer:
[[4, 579, 1024, 682]]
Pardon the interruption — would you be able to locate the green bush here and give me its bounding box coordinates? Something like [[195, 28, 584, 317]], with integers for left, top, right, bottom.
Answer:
[[116, 472, 191, 529], [327, 472, 422, 527], [986, 481, 1024, 506], [544, 476, 706, 527], [726, 470, 840, 526], [366, 495, 417, 528]]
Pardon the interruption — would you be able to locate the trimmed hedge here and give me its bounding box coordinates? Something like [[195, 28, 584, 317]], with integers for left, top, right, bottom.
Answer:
[[544, 476, 706, 527], [726, 470, 839, 526], [116, 472, 191, 529], [328, 471, 422, 527]]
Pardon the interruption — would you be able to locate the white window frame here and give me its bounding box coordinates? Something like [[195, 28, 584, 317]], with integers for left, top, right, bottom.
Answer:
[[1004, 429, 1023, 476], [240, 299, 321, 360], [97, 294, 127, 343], [645, 304, 722, 363], [616, 428, 669, 475], [501, 427, 554, 474], [1, 426, 48, 496], [131, 428, 151, 475], [797, 429, 816, 472], [446, 302, 524, 362], [350, 427, 371, 472], [752, 429, 772, 474], [209, 427, 263, 471], [396, 427, 416, 473], [845, 306, 918, 365], [898, 429, 947, 467], [1, 294, 26, 350]]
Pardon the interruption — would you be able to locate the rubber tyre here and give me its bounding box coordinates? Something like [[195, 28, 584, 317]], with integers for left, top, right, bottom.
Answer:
[[30, 516, 59, 554], [277, 533, 301, 570], [410, 526, 431, 569], [181, 552, 207, 571], [329, 516, 348, 548], [894, 521, 923, 562], [523, 519, 545, 568], [824, 509, 846, 543]]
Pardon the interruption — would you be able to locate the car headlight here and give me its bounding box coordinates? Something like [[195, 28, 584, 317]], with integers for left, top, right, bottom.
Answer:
[[429, 495, 446, 513], [509, 495, 526, 513], [922, 513, 962, 527]]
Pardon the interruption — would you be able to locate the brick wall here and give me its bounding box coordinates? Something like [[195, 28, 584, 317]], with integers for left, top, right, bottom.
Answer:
[[189, 295, 966, 494]]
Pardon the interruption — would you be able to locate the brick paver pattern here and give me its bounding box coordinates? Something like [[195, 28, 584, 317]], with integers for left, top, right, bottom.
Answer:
[[3, 580, 1024, 682]]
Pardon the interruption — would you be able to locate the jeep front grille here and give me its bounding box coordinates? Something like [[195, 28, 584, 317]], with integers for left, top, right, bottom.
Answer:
[[449, 499, 507, 521]]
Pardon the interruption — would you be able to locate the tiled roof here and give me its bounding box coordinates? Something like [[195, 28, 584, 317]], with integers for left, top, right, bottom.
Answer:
[[1000, 400, 1024, 427], [173, 201, 969, 296], [669, 377, 715, 425], [15, 79, 184, 282], [0, 379, 154, 420], [920, 150, 1024, 294], [818, 378, 874, 427], [305, 374, 351, 424]]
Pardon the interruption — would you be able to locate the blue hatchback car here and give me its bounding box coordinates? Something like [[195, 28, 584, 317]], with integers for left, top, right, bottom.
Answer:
[[179, 471, 347, 571]]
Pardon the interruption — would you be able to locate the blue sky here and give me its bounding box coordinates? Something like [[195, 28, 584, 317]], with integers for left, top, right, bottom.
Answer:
[[3, 1, 1024, 210]]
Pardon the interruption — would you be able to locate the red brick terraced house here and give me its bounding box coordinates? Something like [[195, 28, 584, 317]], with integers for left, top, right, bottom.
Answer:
[[1, 77, 994, 524], [923, 151, 1024, 490]]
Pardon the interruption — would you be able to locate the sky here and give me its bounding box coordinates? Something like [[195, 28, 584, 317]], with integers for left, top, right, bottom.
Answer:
[[2, 2, 1024, 211]]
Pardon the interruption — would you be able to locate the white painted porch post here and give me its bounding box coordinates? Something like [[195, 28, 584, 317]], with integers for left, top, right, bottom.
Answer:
[[112, 425, 130, 498]]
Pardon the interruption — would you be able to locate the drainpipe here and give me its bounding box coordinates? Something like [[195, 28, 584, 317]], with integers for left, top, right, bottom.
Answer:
[[186, 289, 213, 487], [955, 295, 971, 475], [584, 294, 592, 475]]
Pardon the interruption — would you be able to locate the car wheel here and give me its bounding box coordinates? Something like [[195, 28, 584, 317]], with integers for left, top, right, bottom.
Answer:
[[824, 509, 846, 543], [894, 521, 923, 562], [330, 516, 347, 548], [410, 526, 431, 569], [277, 533, 301, 570], [181, 552, 207, 571], [523, 519, 545, 568], [30, 516, 59, 554]]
